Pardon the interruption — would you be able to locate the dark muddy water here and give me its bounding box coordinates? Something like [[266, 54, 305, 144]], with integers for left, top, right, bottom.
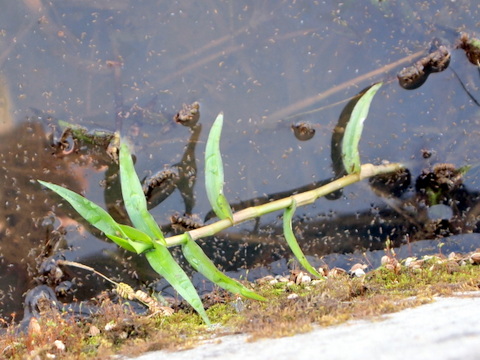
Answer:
[[1, 1, 480, 320]]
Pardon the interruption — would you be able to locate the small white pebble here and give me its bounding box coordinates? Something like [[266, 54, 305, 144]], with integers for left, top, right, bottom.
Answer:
[[381, 255, 390, 266], [404, 257, 416, 267], [349, 263, 367, 276], [352, 268, 366, 277], [300, 274, 312, 284], [287, 293, 299, 300], [104, 321, 117, 331], [470, 253, 480, 264], [295, 271, 311, 284], [53, 340, 65, 351]]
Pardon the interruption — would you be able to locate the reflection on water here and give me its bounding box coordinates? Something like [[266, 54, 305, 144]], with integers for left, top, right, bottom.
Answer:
[[0, 120, 84, 318], [0, 76, 14, 134], [1, 0, 480, 321]]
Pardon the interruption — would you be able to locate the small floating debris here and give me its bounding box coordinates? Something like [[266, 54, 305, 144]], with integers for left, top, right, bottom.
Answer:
[[174, 101, 200, 127], [397, 43, 450, 90], [291, 122, 316, 141], [456, 33, 480, 66]]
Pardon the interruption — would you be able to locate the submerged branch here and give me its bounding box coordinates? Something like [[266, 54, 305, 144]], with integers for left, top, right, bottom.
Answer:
[[163, 162, 404, 247]]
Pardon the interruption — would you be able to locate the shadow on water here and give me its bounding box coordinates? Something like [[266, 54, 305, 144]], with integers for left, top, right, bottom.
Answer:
[[1, 0, 480, 321]]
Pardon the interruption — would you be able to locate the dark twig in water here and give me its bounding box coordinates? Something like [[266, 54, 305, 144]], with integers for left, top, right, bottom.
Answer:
[[449, 66, 480, 107]]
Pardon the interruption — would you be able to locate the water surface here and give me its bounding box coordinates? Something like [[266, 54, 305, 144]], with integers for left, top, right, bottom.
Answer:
[[1, 0, 480, 320]]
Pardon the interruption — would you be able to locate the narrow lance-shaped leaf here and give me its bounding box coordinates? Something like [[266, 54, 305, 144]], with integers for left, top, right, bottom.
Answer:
[[106, 224, 154, 254], [117, 223, 153, 244], [119, 140, 165, 244], [145, 242, 211, 325], [342, 82, 383, 174], [205, 112, 233, 221], [37, 180, 146, 253], [283, 199, 323, 278], [182, 235, 266, 301], [105, 234, 151, 254], [119, 139, 210, 323]]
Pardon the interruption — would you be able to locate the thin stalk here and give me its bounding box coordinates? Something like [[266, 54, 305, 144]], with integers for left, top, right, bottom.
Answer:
[[57, 260, 118, 285], [164, 162, 404, 247]]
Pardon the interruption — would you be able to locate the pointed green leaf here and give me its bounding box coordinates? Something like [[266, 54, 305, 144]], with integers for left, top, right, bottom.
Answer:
[[145, 242, 211, 324], [283, 199, 323, 278], [38, 180, 155, 253], [108, 224, 154, 253], [38, 180, 125, 238], [182, 235, 266, 301], [117, 224, 153, 244], [205, 112, 233, 221], [342, 82, 382, 174], [119, 139, 210, 323], [119, 140, 165, 244], [106, 233, 151, 254]]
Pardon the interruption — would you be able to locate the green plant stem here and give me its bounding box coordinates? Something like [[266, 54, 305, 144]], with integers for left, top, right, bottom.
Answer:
[[164, 162, 404, 247]]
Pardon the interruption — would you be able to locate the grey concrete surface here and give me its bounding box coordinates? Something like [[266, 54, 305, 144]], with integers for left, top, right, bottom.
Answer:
[[131, 293, 480, 360]]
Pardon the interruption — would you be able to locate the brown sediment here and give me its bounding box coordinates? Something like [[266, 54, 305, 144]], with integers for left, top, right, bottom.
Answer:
[[397, 44, 451, 90]]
